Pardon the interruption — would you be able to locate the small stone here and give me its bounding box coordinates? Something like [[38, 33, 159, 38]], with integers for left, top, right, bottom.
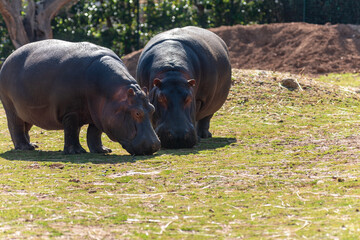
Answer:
[[280, 78, 301, 90], [69, 179, 80, 183], [316, 66, 326, 73], [317, 180, 324, 184], [338, 178, 345, 182], [49, 163, 64, 169]]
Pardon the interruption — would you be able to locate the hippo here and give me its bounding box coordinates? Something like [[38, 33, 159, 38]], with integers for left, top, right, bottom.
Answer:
[[136, 26, 231, 148], [0, 39, 161, 155]]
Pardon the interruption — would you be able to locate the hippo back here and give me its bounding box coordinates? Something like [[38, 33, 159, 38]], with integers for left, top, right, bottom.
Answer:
[[0, 40, 133, 130], [0, 40, 124, 96]]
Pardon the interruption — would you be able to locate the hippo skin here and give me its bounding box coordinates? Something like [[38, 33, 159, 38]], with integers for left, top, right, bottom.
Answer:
[[0, 40, 160, 155], [136, 26, 231, 148]]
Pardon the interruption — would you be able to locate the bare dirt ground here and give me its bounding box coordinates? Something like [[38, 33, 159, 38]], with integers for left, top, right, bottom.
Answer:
[[122, 22, 360, 76]]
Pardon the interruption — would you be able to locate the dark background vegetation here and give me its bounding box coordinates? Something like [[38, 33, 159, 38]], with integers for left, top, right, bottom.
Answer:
[[0, 0, 360, 58]]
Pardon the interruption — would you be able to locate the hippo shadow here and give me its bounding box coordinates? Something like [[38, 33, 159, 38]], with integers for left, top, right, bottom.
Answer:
[[0, 149, 156, 164], [0, 137, 236, 163], [158, 137, 237, 156]]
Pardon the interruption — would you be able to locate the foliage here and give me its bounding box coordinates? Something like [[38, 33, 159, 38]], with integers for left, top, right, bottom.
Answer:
[[281, 0, 360, 24], [306, 0, 360, 24], [0, 14, 12, 62], [52, 0, 139, 56], [1, 0, 360, 60], [52, 0, 202, 56], [1, 70, 360, 238], [191, 0, 275, 27], [142, 0, 196, 39], [50, 0, 287, 56], [0, 0, 286, 57]]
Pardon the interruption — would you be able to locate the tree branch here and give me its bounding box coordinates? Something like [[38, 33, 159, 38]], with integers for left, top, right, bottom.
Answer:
[[9, 0, 21, 12], [23, 0, 36, 41], [42, 0, 79, 20], [0, 1, 13, 22], [0, 0, 78, 48], [0, 0, 29, 48], [36, 0, 79, 39]]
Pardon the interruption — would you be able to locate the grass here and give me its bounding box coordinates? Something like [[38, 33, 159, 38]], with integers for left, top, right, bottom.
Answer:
[[316, 72, 360, 89], [1, 69, 360, 239]]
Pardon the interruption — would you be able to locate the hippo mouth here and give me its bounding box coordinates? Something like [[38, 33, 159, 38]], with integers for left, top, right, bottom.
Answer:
[[119, 139, 160, 156], [119, 140, 135, 155], [160, 136, 197, 149], [156, 127, 198, 149], [119, 140, 141, 155]]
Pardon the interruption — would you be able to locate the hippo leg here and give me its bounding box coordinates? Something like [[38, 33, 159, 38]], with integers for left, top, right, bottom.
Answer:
[[86, 124, 112, 153], [24, 122, 38, 149], [3, 105, 37, 150], [62, 112, 86, 154], [197, 114, 213, 138]]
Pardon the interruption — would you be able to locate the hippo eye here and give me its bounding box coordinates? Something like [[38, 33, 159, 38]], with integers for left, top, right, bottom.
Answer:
[[132, 110, 144, 121]]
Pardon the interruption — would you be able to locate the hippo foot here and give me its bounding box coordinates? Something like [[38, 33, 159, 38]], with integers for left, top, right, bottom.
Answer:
[[63, 145, 87, 154], [197, 129, 212, 139], [89, 146, 112, 154], [15, 142, 38, 151]]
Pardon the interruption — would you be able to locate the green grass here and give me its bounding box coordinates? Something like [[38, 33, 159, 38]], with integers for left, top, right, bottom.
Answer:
[[1, 69, 360, 238], [316, 72, 360, 88]]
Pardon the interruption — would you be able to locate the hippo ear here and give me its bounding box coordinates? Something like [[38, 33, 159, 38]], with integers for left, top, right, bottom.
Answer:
[[153, 78, 161, 88], [142, 87, 148, 95], [127, 88, 135, 97], [188, 79, 196, 87]]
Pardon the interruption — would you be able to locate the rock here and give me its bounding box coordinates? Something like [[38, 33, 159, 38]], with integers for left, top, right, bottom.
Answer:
[[280, 78, 302, 90]]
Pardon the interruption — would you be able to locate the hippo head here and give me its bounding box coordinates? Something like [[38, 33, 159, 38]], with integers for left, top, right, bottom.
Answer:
[[95, 85, 161, 155], [149, 72, 197, 149]]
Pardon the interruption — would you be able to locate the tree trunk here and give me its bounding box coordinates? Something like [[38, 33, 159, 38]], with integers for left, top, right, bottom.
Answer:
[[0, 0, 78, 49]]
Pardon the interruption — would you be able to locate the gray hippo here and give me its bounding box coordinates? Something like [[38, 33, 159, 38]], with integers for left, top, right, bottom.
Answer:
[[136, 26, 231, 148], [0, 40, 160, 155]]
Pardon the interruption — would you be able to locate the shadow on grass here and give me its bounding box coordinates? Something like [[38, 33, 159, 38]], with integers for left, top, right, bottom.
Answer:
[[160, 137, 237, 156], [0, 149, 148, 164], [0, 137, 236, 163]]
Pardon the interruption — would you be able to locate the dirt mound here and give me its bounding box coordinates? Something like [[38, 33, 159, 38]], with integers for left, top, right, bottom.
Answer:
[[211, 23, 360, 75], [122, 22, 360, 76]]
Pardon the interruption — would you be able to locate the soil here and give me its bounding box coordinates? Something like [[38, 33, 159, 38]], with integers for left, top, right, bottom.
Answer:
[[122, 22, 360, 76]]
